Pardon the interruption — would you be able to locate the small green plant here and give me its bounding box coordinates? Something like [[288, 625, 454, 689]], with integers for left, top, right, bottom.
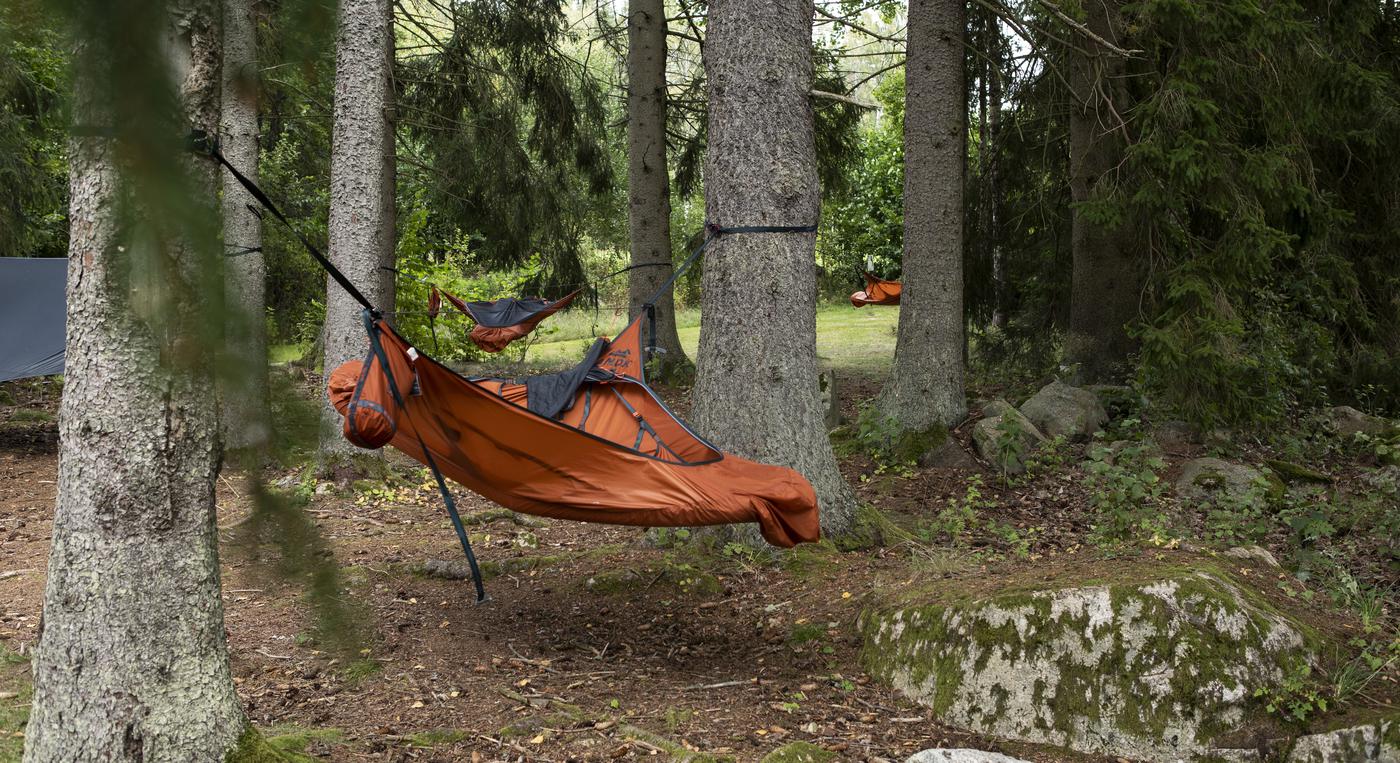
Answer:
[[992, 414, 1026, 483], [1254, 662, 1327, 724], [1201, 476, 1275, 544], [1083, 440, 1170, 544], [853, 405, 944, 475], [923, 475, 993, 543], [1352, 430, 1400, 466], [987, 520, 1040, 559]]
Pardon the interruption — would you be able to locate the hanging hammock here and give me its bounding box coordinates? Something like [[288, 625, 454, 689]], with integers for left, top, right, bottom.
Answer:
[[201, 134, 821, 602], [433, 286, 581, 353], [327, 311, 819, 549], [850, 273, 901, 307]]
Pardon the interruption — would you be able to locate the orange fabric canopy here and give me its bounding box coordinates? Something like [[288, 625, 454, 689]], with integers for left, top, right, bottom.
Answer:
[[850, 273, 901, 307], [328, 315, 820, 547]]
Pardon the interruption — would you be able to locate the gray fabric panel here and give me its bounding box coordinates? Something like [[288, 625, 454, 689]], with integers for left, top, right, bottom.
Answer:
[[0, 258, 66, 382], [463, 296, 554, 328], [523, 338, 607, 419]]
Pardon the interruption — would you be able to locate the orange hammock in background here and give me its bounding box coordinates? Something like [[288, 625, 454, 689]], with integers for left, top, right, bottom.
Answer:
[[850, 273, 901, 307], [430, 286, 580, 353]]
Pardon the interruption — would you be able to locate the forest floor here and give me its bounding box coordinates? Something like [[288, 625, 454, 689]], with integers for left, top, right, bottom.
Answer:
[[1, 308, 1396, 763]]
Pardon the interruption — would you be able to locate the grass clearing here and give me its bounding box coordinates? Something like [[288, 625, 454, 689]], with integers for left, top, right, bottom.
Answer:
[[525, 302, 900, 375], [0, 645, 31, 762]]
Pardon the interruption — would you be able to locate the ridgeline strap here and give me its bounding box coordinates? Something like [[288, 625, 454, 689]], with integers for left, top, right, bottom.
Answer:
[[639, 221, 818, 362], [189, 130, 377, 315], [361, 310, 487, 604]]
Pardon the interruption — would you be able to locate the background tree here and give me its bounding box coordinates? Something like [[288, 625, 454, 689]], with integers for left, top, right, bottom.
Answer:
[[626, 0, 691, 382], [220, 0, 270, 452], [874, 0, 967, 437], [694, 0, 857, 537], [23, 0, 248, 758], [319, 0, 397, 464], [1066, 0, 1139, 383]]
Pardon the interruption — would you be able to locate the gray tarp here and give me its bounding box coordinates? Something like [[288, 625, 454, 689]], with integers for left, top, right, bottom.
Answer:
[[0, 258, 66, 382]]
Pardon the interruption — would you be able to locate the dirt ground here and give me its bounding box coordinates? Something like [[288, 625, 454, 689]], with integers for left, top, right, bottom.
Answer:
[[0, 372, 1393, 762]]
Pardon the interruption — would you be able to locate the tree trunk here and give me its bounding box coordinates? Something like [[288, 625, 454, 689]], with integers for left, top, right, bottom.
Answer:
[[984, 9, 1006, 329], [319, 0, 397, 463], [874, 0, 967, 435], [627, 0, 691, 383], [220, 0, 269, 452], [1068, 0, 1139, 383], [23, 3, 248, 761], [695, 0, 857, 538]]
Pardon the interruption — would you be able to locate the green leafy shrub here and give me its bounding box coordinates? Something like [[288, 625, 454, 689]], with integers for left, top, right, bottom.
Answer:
[[1083, 440, 1170, 544]]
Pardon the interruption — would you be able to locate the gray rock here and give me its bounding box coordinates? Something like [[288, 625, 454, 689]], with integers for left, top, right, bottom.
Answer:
[[920, 439, 981, 471], [1176, 457, 1277, 503], [1155, 420, 1202, 452], [972, 407, 1046, 475], [1018, 381, 1109, 441], [982, 399, 1014, 418], [861, 570, 1315, 762], [1222, 545, 1281, 568], [818, 369, 842, 430], [1286, 719, 1398, 763], [1359, 466, 1400, 495], [906, 750, 1032, 763], [1324, 406, 1397, 438]]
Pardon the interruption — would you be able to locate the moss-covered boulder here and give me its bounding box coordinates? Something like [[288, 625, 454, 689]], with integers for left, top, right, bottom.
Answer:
[[860, 570, 1316, 761], [1285, 719, 1399, 763], [1019, 381, 1109, 442]]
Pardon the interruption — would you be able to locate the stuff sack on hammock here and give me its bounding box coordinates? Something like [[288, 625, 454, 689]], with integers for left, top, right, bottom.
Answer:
[[438, 289, 581, 353], [327, 340, 417, 449], [327, 316, 821, 547], [850, 273, 901, 307]]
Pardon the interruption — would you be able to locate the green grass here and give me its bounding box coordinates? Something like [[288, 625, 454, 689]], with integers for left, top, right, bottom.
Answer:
[[525, 302, 900, 375], [269, 344, 309, 365]]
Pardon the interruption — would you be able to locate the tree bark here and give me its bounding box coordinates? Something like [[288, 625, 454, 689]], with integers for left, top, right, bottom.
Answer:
[[695, 0, 857, 537], [983, 8, 1006, 329], [220, 0, 269, 452], [319, 0, 397, 462], [1068, 0, 1139, 383], [627, 0, 691, 383], [23, 3, 248, 761], [875, 0, 968, 433]]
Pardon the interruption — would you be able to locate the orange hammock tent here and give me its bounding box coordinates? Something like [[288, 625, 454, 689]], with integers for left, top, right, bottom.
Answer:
[[206, 137, 821, 602], [850, 273, 901, 307], [328, 312, 818, 551]]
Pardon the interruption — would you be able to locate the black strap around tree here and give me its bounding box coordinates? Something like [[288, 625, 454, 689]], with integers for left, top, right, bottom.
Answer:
[[184, 130, 487, 603]]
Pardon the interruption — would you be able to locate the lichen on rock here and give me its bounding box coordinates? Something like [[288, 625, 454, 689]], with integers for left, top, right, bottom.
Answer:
[[860, 569, 1317, 761]]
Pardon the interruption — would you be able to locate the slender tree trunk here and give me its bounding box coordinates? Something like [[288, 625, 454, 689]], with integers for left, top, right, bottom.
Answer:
[[220, 0, 269, 452], [983, 9, 1006, 329], [627, 0, 691, 383], [1068, 0, 1139, 383], [695, 0, 857, 537], [24, 3, 248, 760], [319, 0, 397, 463], [875, 0, 967, 435]]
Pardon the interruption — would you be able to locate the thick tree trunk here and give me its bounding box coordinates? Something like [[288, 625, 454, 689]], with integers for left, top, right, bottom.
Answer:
[[627, 0, 691, 383], [875, 0, 967, 433], [695, 0, 856, 537], [23, 4, 248, 761], [319, 0, 397, 462], [220, 0, 269, 452], [1068, 0, 1139, 383]]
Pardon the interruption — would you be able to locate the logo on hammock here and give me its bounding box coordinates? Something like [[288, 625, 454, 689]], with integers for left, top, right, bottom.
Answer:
[[600, 349, 633, 372]]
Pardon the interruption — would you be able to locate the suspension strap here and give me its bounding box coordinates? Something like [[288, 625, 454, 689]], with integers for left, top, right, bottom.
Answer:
[[361, 310, 487, 603], [639, 221, 818, 361], [189, 130, 377, 314]]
